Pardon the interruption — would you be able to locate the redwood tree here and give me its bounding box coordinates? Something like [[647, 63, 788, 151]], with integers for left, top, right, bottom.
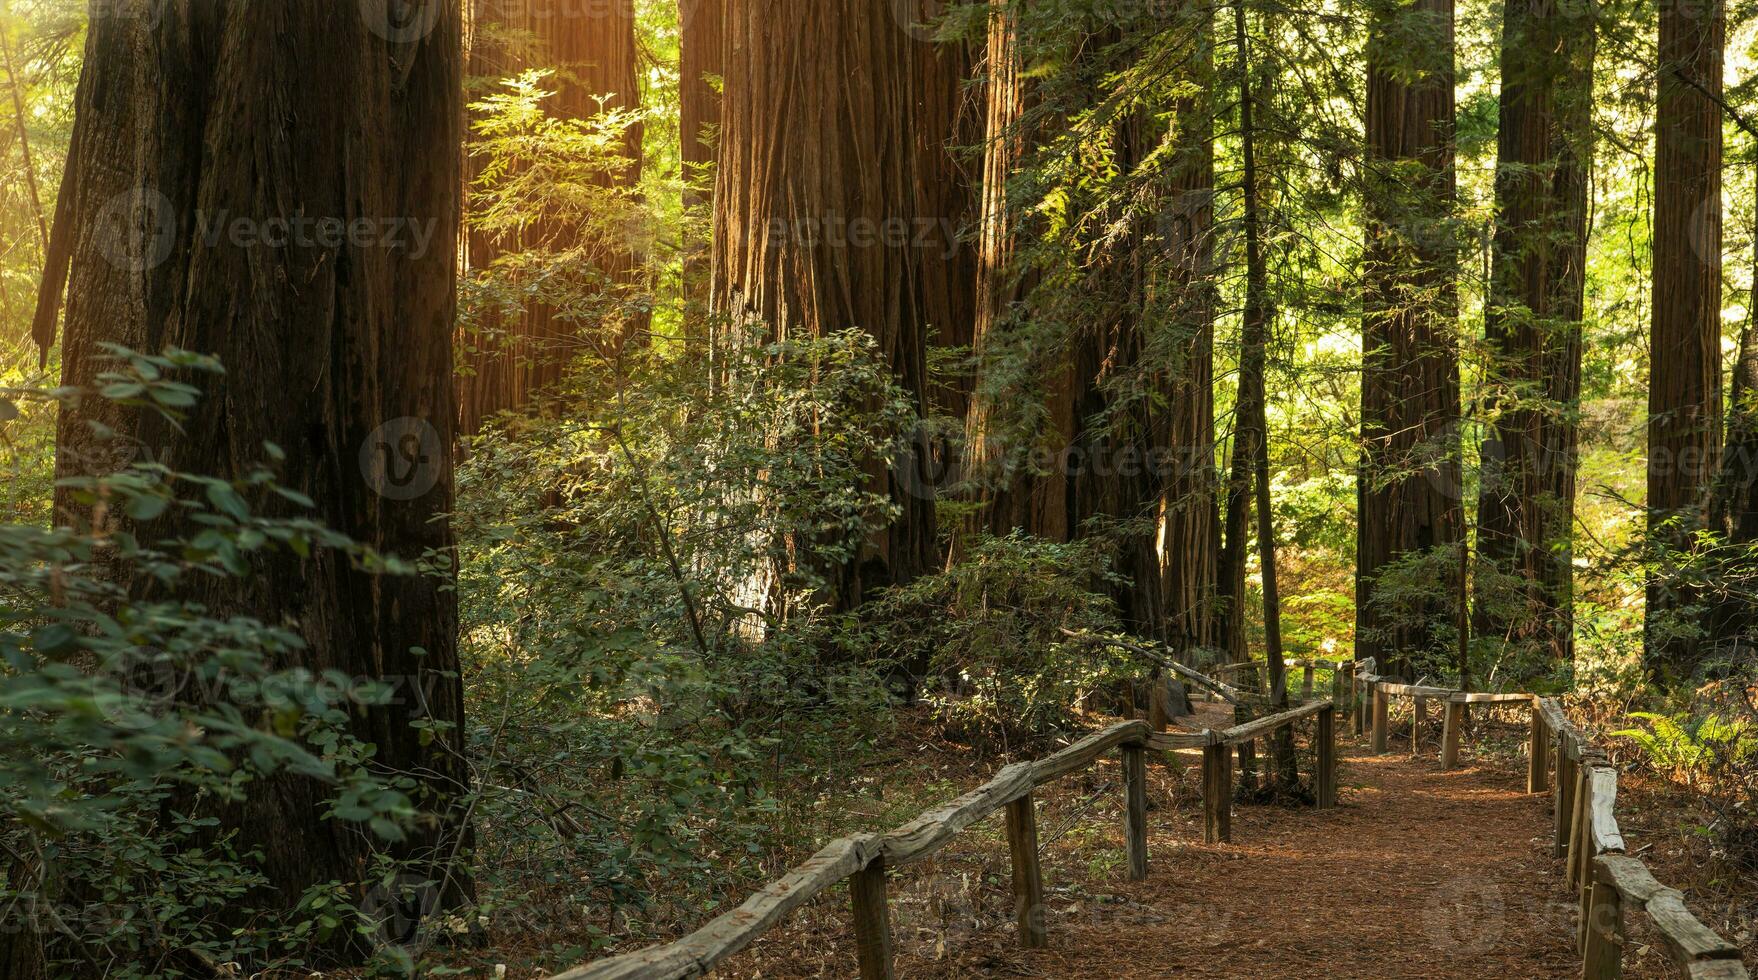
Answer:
[[21, 1, 467, 972], [459, 0, 644, 435], [1647, 0, 1725, 678], [712, 0, 938, 606], [1474, 0, 1595, 667], [1159, 0, 1222, 659], [1358, 0, 1464, 681]]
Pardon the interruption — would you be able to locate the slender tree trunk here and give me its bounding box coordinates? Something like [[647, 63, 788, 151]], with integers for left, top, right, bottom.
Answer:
[[1648, 0, 1726, 680], [1231, 0, 1295, 790], [1159, 0, 1221, 661], [910, 0, 981, 426], [1474, 0, 1594, 672], [680, 0, 724, 347], [712, 0, 939, 608], [16, 3, 468, 973], [963, 2, 1074, 542], [1359, 0, 1463, 681], [458, 0, 645, 436]]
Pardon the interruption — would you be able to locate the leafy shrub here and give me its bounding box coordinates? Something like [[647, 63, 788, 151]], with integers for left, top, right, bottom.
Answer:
[[0, 349, 426, 976], [851, 531, 1131, 753]]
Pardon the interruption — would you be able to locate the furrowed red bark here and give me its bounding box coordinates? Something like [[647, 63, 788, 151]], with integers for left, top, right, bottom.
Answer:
[[1647, 0, 1725, 679], [1475, 0, 1594, 668], [712, 0, 939, 608], [1359, 0, 1464, 682], [18, 2, 468, 973], [459, 0, 645, 436]]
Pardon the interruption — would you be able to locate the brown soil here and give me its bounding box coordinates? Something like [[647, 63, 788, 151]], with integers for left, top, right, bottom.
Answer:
[[713, 731, 1627, 979]]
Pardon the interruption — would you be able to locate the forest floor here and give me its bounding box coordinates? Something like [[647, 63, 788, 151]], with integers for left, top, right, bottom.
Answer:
[[691, 712, 1747, 980]]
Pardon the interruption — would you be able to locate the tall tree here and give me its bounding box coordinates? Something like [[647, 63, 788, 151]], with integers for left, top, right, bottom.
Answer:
[[712, 0, 938, 607], [963, 1, 1076, 542], [1358, 0, 1464, 681], [1159, 0, 1222, 660], [458, 0, 644, 435], [910, 0, 982, 424], [679, 0, 724, 341], [1647, 0, 1725, 679], [20, 1, 467, 972], [1474, 0, 1595, 667]]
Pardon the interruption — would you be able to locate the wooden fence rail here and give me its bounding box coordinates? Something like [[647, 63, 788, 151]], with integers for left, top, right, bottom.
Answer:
[[560, 701, 1339, 979], [1355, 660, 1750, 980]]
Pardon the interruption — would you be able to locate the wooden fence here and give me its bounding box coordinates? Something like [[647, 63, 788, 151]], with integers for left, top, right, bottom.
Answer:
[[1356, 663, 1751, 980], [559, 701, 1339, 979]]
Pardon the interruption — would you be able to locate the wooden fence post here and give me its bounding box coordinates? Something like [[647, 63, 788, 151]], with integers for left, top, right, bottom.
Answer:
[[1440, 700, 1464, 770], [1202, 742, 1232, 844], [1412, 696, 1428, 755], [1581, 864, 1623, 979], [1371, 683, 1389, 755], [1354, 673, 1367, 735], [1555, 741, 1578, 859], [1566, 764, 1592, 890], [1004, 793, 1047, 949], [1316, 704, 1337, 809], [850, 857, 895, 980], [1123, 742, 1148, 881], [1527, 701, 1548, 794], [1302, 664, 1315, 699]]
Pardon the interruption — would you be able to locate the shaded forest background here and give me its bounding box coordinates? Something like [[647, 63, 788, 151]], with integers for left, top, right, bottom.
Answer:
[[0, 0, 1753, 976]]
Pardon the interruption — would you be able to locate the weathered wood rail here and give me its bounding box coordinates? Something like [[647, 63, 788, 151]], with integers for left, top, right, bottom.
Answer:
[[1355, 662, 1751, 980], [559, 699, 1339, 979]]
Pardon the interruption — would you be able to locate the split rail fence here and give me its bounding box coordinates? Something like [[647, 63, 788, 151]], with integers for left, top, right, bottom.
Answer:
[[559, 696, 1339, 979], [1356, 661, 1751, 980]]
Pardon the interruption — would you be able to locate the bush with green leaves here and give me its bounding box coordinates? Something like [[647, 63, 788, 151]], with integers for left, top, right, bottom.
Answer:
[[849, 530, 1132, 754], [0, 349, 436, 977]]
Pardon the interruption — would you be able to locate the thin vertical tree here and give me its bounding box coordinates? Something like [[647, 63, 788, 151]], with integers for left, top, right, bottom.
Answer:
[[18, 2, 468, 972], [1358, 0, 1464, 682], [1647, 0, 1725, 679], [1158, 0, 1222, 662]]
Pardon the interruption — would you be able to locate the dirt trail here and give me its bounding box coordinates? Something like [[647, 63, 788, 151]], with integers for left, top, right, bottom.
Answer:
[[1044, 744, 1582, 979], [724, 734, 1606, 979]]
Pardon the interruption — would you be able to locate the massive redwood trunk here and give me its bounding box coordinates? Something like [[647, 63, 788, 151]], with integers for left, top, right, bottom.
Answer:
[[679, 0, 724, 339], [459, 0, 644, 436], [1475, 0, 1594, 668], [1358, 0, 1464, 681], [712, 0, 938, 607], [21, 2, 466, 973], [1647, 0, 1725, 679]]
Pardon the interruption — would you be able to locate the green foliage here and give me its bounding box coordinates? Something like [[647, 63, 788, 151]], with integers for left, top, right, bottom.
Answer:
[[0, 350, 430, 976], [853, 532, 1130, 752]]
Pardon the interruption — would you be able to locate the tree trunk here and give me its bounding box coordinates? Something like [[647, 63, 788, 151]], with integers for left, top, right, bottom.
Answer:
[[459, 0, 645, 436], [1647, 0, 1725, 680], [680, 0, 724, 344], [1232, 0, 1294, 791], [1158, 0, 1222, 661], [712, 0, 939, 608], [1475, 0, 1594, 670], [1358, 0, 1463, 682], [963, 3, 1075, 542], [20, 2, 468, 973]]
